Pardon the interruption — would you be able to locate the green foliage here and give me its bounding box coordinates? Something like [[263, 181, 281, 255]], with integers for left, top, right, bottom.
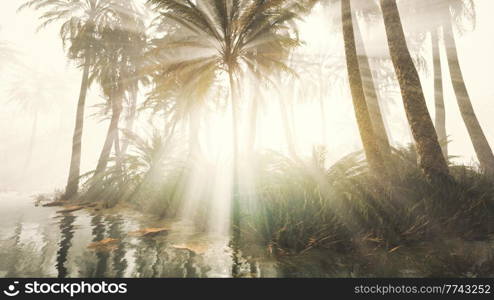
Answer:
[[145, 0, 302, 120], [80, 129, 188, 215], [79, 140, 494, 262], [241, 145, 494, 256]]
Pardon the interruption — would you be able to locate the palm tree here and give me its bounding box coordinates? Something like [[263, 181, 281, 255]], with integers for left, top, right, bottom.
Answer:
[[147, 0, 300, 187], [441, 0, 494, 174], [431, 26, 447, 158], [93, 11, 147, 175], [273, 64, 301, 160], [379, 0, 450, 181], [20, 0, 131, 199], [7, 69, 66, 174], [120, 8, 149, 156], [405, 0, 449, 158], [312, 0, 392, 164], [352, 6, 392, 157], [0, 40, 18, 72], [405, 0, 493, 171], [341, 0, 429, 159], [341, 0, 387, 175]]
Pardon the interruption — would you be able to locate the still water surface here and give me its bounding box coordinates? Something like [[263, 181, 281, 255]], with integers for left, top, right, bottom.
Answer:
[[0, 192, 299, 278], [2, 192, 492, 278]]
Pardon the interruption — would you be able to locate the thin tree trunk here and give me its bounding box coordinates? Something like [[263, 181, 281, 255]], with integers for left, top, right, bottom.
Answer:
[[443, 20, 494, 174], [279, 95, 298, 159], [342, 0, 387, 175], [228, 70, 240, 199], [319, 86, 328, 147], [23, 111, 38, 174], [121, 88, 137, 155], [354, 14, 392, 157], [228, 70, 241, 276], [432, 27, 448, 159], [188, 108, 201, 159], [248, 89, 259, 154], [380, 0, 450, 180], [95, 92, 122, 175], [114, 128, 122, 176], [64, 52, 91, 200]]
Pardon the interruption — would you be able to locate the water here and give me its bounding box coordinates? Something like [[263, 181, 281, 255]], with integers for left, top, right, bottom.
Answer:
[[2, 192, 493, 278], [0, 192, 287, 278]]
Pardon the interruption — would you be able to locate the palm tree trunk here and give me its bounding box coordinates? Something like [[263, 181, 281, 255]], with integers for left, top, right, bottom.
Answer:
[[228, 70, 241, 268], [228, 70, 240, 195], [432, 27, 448, 159], [121, 88, 137, 155], [443, 20, 494, 174], [64, 52, 91, 200], [380, 0, 450, 180], [318, 85, 328, 147], [354, 15, 392, 157], [95, 93, 122, 174], [341, 0, 387, 175], [248, 90, 259, 154], [188, 108, 201, 158], [114, 128, 122, 176], [23, 111, 38, 174], [279, 94, 298, 159]]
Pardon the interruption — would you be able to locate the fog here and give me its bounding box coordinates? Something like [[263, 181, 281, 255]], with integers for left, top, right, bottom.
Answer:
[[1, 0, 494, 193]]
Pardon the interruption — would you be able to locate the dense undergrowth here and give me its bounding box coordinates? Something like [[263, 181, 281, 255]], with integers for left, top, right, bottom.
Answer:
[[76, 133, 494, 265], [244, 147, 494, 256]]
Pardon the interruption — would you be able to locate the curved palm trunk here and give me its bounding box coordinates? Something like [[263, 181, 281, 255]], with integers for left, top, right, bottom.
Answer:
[[432, 28, 448, 159], [114, 128, 122, 177], [64, 53, 91, 200], [380, 0, 450, 180], [342, 0, 387, 175], [354, 14, 392, 157], [443, 20, 494, 174], [95, 93, 122, 175]]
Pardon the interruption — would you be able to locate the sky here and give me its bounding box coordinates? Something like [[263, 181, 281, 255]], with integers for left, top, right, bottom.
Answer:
[[1, 0, 494, 192]]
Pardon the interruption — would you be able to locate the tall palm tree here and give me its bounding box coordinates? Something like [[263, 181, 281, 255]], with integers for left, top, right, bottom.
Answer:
[[147, 0, 300, 187], [379, 0, 450, 181], [0, 40, 18, 72], [341, 0, 387, 175], [7, 69, 66, 174], [352, 5, 392, 157], [20, 0, 130, 199], [405, 0, 448, 158], [93, 9, 147, 175], [313, 0, 392, 164], [431, 26, 447, 157], [405, 0, 493, 170], [120, 8, 149, 156], [441, 0, 494, 174]]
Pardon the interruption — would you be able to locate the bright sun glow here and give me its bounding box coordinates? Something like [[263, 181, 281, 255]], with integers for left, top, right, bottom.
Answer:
[[1, 0, 494, 280]]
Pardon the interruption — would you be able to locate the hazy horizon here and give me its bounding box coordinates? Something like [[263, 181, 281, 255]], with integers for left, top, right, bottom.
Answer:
[[1, 0, 494, 192]]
